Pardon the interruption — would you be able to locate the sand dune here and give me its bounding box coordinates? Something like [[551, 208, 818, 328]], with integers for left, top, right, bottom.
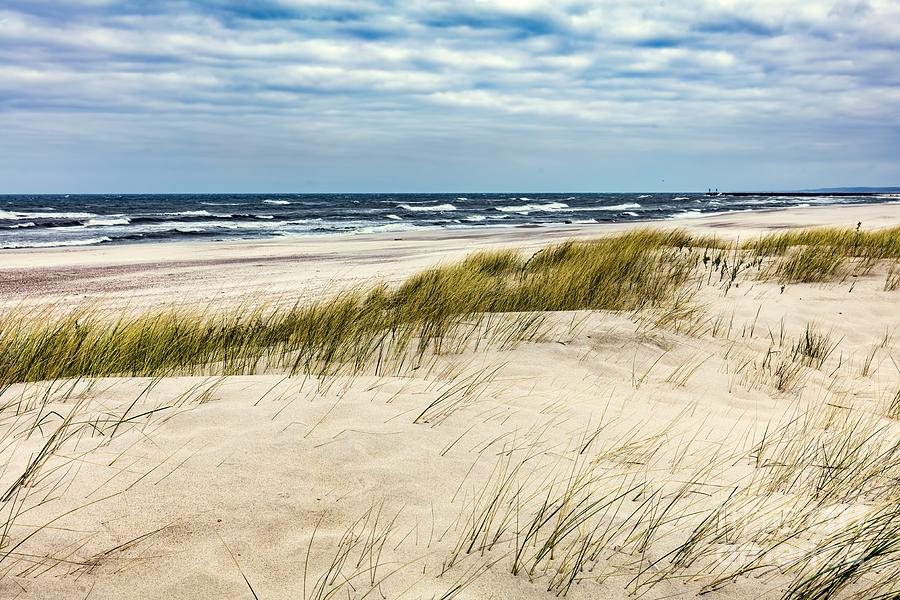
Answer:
[[0, 203, 898, 599]]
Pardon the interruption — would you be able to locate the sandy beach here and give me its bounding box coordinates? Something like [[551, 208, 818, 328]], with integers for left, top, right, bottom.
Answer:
[[1, 203, 898, 599]]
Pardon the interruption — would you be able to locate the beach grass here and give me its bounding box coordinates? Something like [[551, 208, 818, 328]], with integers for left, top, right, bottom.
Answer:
[[0, 229, 713, 387], [2, 226, 899, 388]]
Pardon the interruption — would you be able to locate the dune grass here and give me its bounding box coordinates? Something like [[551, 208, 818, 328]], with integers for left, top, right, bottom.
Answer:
[[746, 226, 900, 283], [2, 226, 898, 388], [746, 226, 900, 259], [0, 229, 713, 388]]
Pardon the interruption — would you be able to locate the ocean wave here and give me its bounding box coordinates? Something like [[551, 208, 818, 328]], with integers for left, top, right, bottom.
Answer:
[[6, 222, 36, 229], [201, 202, 247, 206], [624, 211, 639, 217], [670, 210, 705, 219], [589, 202, 642, 211], [85, 216, 131, 227], [495, 202, 568, 213], [163, 210, 214, 217], [399, 203, 457, 212], [456, 197, 468, 201], [673, 196, 690, 201], [465, 215, 486, 222], [355, 222, 419, 235], [638, 194, 651, 198], [572, 219, 598, 224], [0, 210, 96, 220], [1, 236, 111, 249], [263, 199, 291, 205], [386, 214, 402, 220]]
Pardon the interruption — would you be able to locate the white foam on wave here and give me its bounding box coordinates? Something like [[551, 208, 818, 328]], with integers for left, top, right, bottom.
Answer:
[[0, 210, 96, 220], [624, 212, 639, 217], [495, 202, 568, 214], [670, 210, 705, 219], [355, 222, 418, 235], [456, 197, 468, 201], [86, 216, 130, 227], [399, 203, 457, 212], [386, 214, 402, 220], [2, 237, 111, 249], [591, 202, 641, 211], [6, 222, 36, 229], [673, 196, 690, 201], [201, 202, 246, 206], [465, 215, 486, 222], [164, 210, 213, 217], [573, 219, 598, 224], [129, 220, 289, 235], [264, 200, 291, 205], [638, 194, 652, 198], [201, 220, 288, 231]]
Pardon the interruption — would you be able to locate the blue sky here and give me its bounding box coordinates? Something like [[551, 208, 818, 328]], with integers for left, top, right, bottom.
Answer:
[[1, 0, 898, 192]]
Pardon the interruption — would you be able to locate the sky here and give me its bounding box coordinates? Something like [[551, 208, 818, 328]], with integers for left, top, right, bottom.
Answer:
[[1, 0, 899, 193]]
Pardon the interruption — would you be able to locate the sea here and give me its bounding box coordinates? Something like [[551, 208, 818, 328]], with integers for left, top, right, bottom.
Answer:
[[1, 192, 897, 249]]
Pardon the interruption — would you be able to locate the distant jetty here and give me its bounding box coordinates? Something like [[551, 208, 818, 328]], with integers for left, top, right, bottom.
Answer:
[[705, 191, 894, 197]]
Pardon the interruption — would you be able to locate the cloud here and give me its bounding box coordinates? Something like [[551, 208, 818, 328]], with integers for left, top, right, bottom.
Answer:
[[0, 0, 898, 192]]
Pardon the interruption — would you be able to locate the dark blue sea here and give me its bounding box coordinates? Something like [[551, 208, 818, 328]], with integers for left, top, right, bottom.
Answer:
[[1, 192, 896, 249]]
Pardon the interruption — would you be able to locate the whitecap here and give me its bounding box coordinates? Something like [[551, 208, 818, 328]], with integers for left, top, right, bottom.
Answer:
[[670, 210, 705, 219], [495, 202, 568, 214], [399, 203, 457, 212], [1, 236, 111, 249], [624, 212, 639, 217], [86, 216, 130, 227], [578, 202, 641, 212], [386, 214, 402, 220], [6, 222, 36, 229], [0, 210, 96, 220], [465, 215, 486, 222], [164, 210, 213, 217], [355, 222, 417, 234], [263, 199, 291, 205], [673, 196, 690, 201], [572, 219, 598, 224], [638, 194, 651, 198]]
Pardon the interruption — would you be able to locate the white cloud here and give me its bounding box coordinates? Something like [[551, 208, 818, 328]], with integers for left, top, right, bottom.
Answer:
[[0, 0, 898, 191]]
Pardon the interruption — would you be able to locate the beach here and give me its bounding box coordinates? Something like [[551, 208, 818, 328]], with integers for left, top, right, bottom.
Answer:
[[0, 202, 898, 599], [2, 202, 898, 309]]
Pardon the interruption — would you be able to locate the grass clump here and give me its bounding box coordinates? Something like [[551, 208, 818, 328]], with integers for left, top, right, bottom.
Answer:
[[792, 325, 840, 369], [746, 226, 900, 284], [771, 245, 845, 283], [747, 226, 900, 259]]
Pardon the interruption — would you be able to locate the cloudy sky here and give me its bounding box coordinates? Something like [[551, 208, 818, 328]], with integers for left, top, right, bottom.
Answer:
[[1, 1, 899, 192]]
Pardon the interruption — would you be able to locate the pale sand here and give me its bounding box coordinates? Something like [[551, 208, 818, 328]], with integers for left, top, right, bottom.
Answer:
[[0, 202, 898, 599]]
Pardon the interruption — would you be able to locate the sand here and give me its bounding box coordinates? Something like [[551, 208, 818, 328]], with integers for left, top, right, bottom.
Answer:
[[0, 202, 898, 599]]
